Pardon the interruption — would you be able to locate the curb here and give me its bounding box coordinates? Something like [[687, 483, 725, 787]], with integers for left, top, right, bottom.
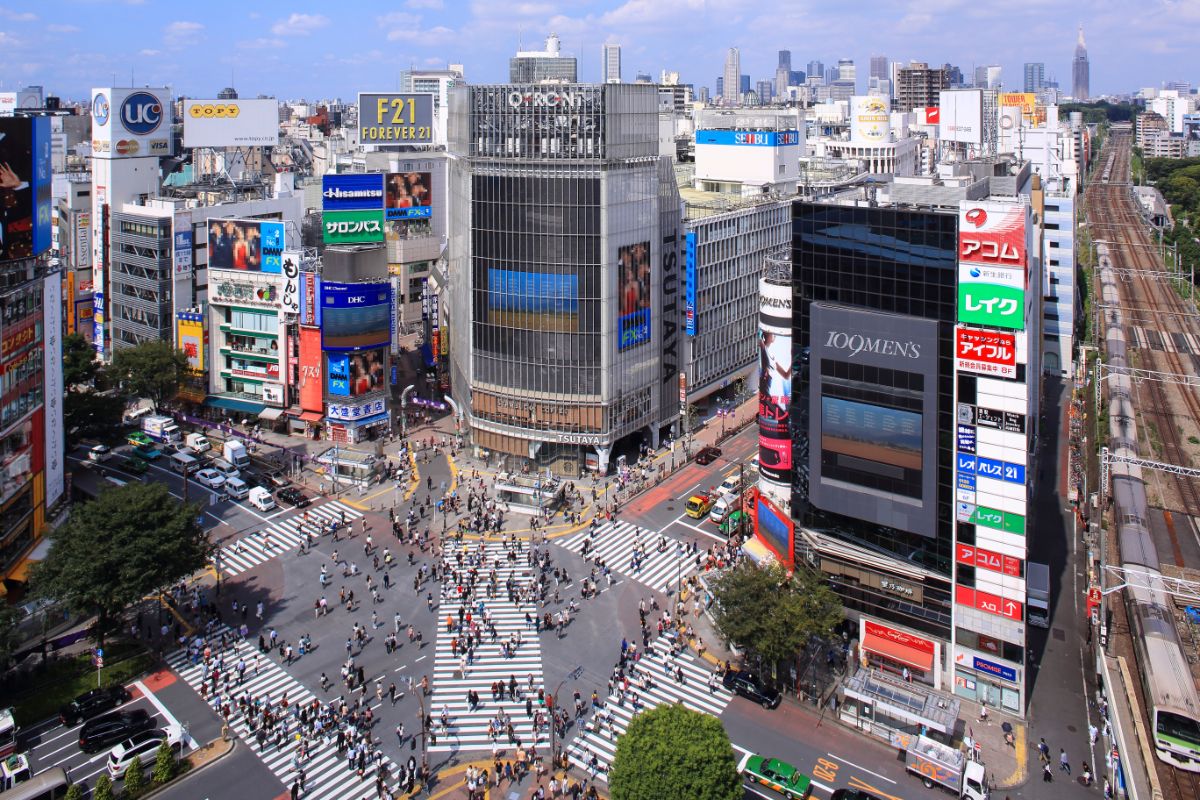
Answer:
[[133, 737, 237, 800]]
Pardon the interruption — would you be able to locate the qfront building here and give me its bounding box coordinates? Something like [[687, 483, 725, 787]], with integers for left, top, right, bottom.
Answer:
[[446, 84, 684, 475]]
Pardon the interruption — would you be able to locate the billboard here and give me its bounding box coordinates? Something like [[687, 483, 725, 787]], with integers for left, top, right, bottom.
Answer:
[[176, 311, 205, 371], [322, 174, 385, 212], [694, 130, 801, 146], [0, 116, 52, 261], [43, 272, 64, 508], [956, 326, 1016, 379], [938, 89, 983, 145], [323, 209, 384, 245], [281, 251, 301, 316], [957, 263, 1025, 331], [617, 241, 652, 351], [327, 397, 387, 422], [357, 93, 434, 144], [300, 272, 321, 326], [74, 211, 91, 268], [685, 232, 697, 336], [487, 268, 579, 333], [809, 303, 940, 538], [321, 281, 391, 351], [386, 172, 433, 220], [173, 214, 193, 278], [754, 492, 795, 568], [327, 348, 386, 396], [183, 99, 279, 148], [326, 352, 351, 396], [90, 87, 174, 158], [850, 95, 890, 143], [207, 218, 285, 273], [298, 325, 323, 413], [959, 202, 1027, 268], [998, 92, 1039, 124], [758, 280, 792, 485]]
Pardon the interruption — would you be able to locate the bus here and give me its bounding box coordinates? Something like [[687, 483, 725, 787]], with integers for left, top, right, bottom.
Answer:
[[0, 767, 70, 799]]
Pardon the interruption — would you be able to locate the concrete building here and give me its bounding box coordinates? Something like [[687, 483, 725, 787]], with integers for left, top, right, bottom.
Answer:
[[896, 63, 950, 112], [510, 34, 577, 84], [603, 43, 621, 83], [1136, 112, 1169, 148], [398, 68, 464, 147], [692, 108, 803, 196], [1023, 63, 1045, 93]]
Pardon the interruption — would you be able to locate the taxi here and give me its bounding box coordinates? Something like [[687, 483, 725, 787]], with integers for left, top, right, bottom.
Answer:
[[738, 752, 812, 799]]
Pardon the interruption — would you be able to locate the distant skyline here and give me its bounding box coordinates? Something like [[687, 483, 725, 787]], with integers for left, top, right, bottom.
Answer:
[[0, 0, 1194, 100]]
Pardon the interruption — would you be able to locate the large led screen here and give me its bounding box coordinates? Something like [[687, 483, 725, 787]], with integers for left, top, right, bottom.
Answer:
[[617, 241, 651, 351], [820, 397, 923, 498], [758, 280, 793, 485], [207, 218, 285, 273], [386, 172, 432, 220], [321, 282, 392, 351], [487, 268, 579, 333]]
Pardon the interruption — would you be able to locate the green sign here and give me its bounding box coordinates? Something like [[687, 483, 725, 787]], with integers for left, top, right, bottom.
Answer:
[[970, 505, 1025, 535], [323, 209, 384, 245], [958, 284, 1025, 330]]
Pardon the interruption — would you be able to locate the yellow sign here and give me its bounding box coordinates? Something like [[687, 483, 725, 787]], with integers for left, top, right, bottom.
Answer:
[[177, 316, 205, 373], [189, 103, 241, 118], [998, 93, 1038, 123]]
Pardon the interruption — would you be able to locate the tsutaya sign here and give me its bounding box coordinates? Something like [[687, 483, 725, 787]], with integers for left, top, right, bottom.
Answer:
[[507, 90, 586, 108]]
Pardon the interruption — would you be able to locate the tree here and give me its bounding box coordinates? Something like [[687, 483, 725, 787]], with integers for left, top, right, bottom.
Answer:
[[0, 604, 21, 669], [110, 341, 189, 409], [64, 783, 85, 800], [152, 741, 178, 784], [710, 562, 842, 677], [609, 703, 741, 800], [64, 391, 126, 445], [62, 333, 99, 387], [93, 774, 114, 800], [29, 482, 210, 645], [123, 755, 144, 796]]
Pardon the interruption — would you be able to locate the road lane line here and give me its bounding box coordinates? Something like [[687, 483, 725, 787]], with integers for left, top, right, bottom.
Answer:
[[828, 752, 896, 783]]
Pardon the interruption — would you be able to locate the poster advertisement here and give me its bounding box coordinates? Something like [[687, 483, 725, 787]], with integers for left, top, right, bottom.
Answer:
[[207, 218, 285, 273], [758, 281, 792, 484], [617, 241, 651, 351], [386, 172, 432, 219]]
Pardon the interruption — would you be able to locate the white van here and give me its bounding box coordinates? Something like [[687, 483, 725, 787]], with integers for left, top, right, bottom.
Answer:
[[709, 497, 732, 523], [718, 474, 743, 500], [123, 407, 152, 426], [210, 458, 241, 480], [169, 451, 199, 476], [248, 486, 276, 511], [87, 444, 112, 462], [224, 476, 249, 500]]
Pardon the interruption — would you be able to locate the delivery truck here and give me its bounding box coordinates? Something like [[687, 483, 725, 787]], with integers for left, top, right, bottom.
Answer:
[[223, 439, 250, 470], [141, 415, 181, 445], [1026, 562, 1050, 628], [905, 736, 988, 800]]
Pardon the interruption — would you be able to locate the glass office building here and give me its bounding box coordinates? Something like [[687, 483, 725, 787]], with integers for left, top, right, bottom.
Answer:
[[791, 200, 958, 640], [447, 84, 683, 476]]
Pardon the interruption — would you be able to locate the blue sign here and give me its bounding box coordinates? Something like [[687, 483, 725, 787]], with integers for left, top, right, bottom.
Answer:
[[956, 424, 976, 454], [322, 174, 386, 211], [618, 309, 651, 351], [32, 116, 51, 256], [92, 93, 110, 125], [259, 221, 285, 273], [695, 129, 801, 147], [120, 91, 164, 135], [321, 281, 392, 351], [972, 656, 1017, 683], [327, 353, 350, 396], [974, 455, 1025, 485], [956, 453, 976, 475], [685, 231, 697, 337], [387, 205, 431, 220], [956, 472, 976, 492]]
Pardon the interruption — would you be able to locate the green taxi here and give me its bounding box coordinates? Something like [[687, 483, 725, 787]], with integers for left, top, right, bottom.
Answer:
[[720, 510, 746, 535], [126, 431, 152, 448], [121, 457, 149, 475], [738, 752, 812, 800]]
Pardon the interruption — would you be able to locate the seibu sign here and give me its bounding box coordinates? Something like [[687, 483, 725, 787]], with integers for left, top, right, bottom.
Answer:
[[864, 620, 935, 655], [956, 326, 1016, 379]]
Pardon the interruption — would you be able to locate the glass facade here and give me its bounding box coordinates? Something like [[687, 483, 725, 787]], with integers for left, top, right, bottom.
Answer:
[[792, 201, 957, 638], [109, 212, 172, 350]]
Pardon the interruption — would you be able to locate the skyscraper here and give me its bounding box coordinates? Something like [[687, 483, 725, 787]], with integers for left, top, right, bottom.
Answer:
[[1023, 62, 1045, 93], [723, 47, 740, 104], [740, 74, 751, 96], [837, 58, 856, 85], [778, 50, 792, 71], [603, 43, 621, 83], [776, 50, 792, 100], [1072, 26, 1090, 100], [807, 60, 824, 84], [895, 62, 951, 112], [509, 33, 577, 83], [869, 55, 888, 81]]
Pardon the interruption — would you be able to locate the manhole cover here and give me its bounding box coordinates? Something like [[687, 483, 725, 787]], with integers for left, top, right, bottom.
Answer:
[[1053, 628, 1066, 641], [1067, 725, 1078, 733]]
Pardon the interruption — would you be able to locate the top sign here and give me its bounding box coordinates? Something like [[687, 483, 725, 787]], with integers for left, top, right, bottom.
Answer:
[[959, 201, 1027, 268], [358, 93, 434, 144], [183, 99, 280, 148]]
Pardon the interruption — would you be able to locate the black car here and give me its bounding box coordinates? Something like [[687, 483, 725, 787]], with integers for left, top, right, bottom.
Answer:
[[722, 669, 782, 709], [79, 709, 154, 753], [59, 685, 132, 726], [276, 487, 310, 508], [696, 446, 722, 465], [831, 790, 884, 800]]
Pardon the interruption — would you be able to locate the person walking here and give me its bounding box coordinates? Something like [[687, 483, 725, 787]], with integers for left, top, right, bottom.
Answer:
[[1038, 738, 1050, 763], [1043, 763, 1053, 782], [1059, 748, 1071, 774]]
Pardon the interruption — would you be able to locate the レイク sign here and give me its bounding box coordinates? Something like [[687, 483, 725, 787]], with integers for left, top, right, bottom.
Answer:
[[956, 326, 1016, 378], [957, 263, 1025, 331]]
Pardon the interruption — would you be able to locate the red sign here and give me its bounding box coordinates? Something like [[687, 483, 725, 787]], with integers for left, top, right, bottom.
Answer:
[[1, 317, 38, 359], [956, 543, 1023, 577], [926, 107, 940, 124], [956, 585, 1023, 621], [958, 202, 1027, 267], [298, 326, 323, 413], [864, 620, 935, 655], [955, 327, 1016, 379], [230, 363, 280, 380]]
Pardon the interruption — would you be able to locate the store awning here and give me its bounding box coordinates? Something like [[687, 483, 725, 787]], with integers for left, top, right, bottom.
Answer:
[[298, 411, 324, 423], [863, 631, 935, 673], [743, 536, 778, 566], [258, 407, 286, 421], [205, 396, 266, 415], [6, 556, 37, 584]]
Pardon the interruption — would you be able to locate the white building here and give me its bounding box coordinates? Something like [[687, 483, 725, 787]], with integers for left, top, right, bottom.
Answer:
[[693, 108, 803, 195]]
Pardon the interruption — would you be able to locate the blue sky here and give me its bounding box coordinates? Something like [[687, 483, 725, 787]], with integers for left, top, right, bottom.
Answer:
[[0, 1, 1193, 100]]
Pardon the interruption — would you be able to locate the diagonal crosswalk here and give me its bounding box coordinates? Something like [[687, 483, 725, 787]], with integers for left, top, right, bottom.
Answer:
[[427, 539, 546, 754], [565, 636, 732, 781], [165, 627, 393, 800], [558, 520, 697, 595], [215, 500, 363, 576]]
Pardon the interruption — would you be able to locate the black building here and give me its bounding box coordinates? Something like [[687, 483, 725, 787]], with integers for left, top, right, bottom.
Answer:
[[791, 200, 958, 639]]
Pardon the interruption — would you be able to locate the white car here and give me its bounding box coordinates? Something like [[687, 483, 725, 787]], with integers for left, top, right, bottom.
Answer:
[[106, 724, 184, 779], [194, 469, 226, 490], [87, 444, 113, 462]]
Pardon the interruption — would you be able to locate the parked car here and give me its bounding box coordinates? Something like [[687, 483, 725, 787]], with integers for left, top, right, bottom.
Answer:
[[276, 487, 310, 508], [79, 710, 154, 753], [59, 686, 131, 726], [722, 669, 781, 709], [695, 445, 722, 465], [194, 469, 226, 490], [120, 457, 149, 475], [106, 724, 183, 780]]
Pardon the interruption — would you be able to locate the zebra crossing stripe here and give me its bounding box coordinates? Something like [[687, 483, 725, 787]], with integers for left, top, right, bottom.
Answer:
[[557, 520, 698, 594], [215, 501, 363, 577], [165, 627, 395, 800]]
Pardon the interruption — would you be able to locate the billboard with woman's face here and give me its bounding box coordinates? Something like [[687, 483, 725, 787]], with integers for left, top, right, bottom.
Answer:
[[617, 241, 651, 351], [207, 218, 284, 273], [386, 172, 433, 220]]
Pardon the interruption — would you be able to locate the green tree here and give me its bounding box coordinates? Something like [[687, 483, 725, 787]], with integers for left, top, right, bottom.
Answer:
[[110, 340, 189, 410], [123, 755, 144, 796], [0, 604, 21, 669], [609, 703, 741, 800], [64, 391, 126, 445], [64, 783, 85, 800], [62, 332, 99, 387], [710, 562, 842, 676], [29, 482, 210, 645], [152, 740, 178, 784], [93, 774, 115, 800]]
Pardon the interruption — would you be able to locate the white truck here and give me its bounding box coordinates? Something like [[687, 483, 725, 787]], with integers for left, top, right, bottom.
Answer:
[[141, 415, 181, 445], [905, 736, 988, 800], [223, 439, 250, 470], [1026, 562, 1050, 628], [185, 432, 212, 454]]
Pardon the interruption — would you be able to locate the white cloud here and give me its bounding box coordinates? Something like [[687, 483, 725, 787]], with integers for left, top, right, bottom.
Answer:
[[271, 13, 330, 37], [407, 0, 443, 8], [0, 9, 37, 21], [164, 21, 204, 46], [237, 37, 286, 50], [378, 12, 420, 27], [387, 25, 454, 44], [47, 23, 80, 33], [138, 48, 161, 56]]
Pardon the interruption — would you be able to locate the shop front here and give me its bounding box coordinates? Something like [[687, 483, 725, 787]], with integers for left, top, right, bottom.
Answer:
[[325, 396, 389, 445], [953, 646, 1023, 714], [858, 618, 941, 690]]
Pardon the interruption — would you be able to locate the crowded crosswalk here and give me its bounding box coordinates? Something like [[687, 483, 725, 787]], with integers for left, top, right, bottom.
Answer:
[[166, 626, 395, 800], [565, 636, 732, 780], [427, 539, 546, 754], [558, 520, 697, 595], [214, 500, 364, 576]]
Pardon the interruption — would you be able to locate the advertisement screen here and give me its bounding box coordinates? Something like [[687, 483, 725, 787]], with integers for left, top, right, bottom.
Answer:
[[327, 348, 385, 396], [0, 116, 52, 261], [298, 326, 323, 412], [322, 174, 385, 212], [754, 492, 795, 568], [617, 241, 651, 351], [207, 218, 285, 273], [758, 280, 792, 485], [487, 268, 579, 333], [358, 93, 434, 144], [386, 172, 433, 219], [321, 282, 391, 351], [957, 263, 1025, 331], [820, 397, 923, 499], [183, 99, 280, 148]]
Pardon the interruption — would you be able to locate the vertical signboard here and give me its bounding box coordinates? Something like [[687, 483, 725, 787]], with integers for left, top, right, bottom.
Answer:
[[617, 241, 652, 351], [758, 280, 792, 485], [173, 214, 193, 278], [176, 312, 205, 371], [298, 326, 324, 413], [685, 231, 697, 337], [43, 273, 64, 508], [74, 211, 91, 268], [281, 251, 301, 316]]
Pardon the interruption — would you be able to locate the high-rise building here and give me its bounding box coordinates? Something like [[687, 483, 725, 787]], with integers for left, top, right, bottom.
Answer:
[[740, 75, 751, 96], [1072, 26, 1090, 100], [716, 77, 724, 100], [778, 50, 792, 71], [776, 50, 792, 100], [756, 81, 774, 104], [870, 55, 888, 81], [807, 60, 825, 85], [603, 43, 621, 83], [723, 47, 740, 104], [1023, 62, 1045, 93], [698, 86, 710, 104], [509, 33, 577, 83], [837, 58, 856, 86], [943, 63, 965, 88], [217, 86, 238, 99], [973, 65, 1001, 89], [895, 62, 950, 112]]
